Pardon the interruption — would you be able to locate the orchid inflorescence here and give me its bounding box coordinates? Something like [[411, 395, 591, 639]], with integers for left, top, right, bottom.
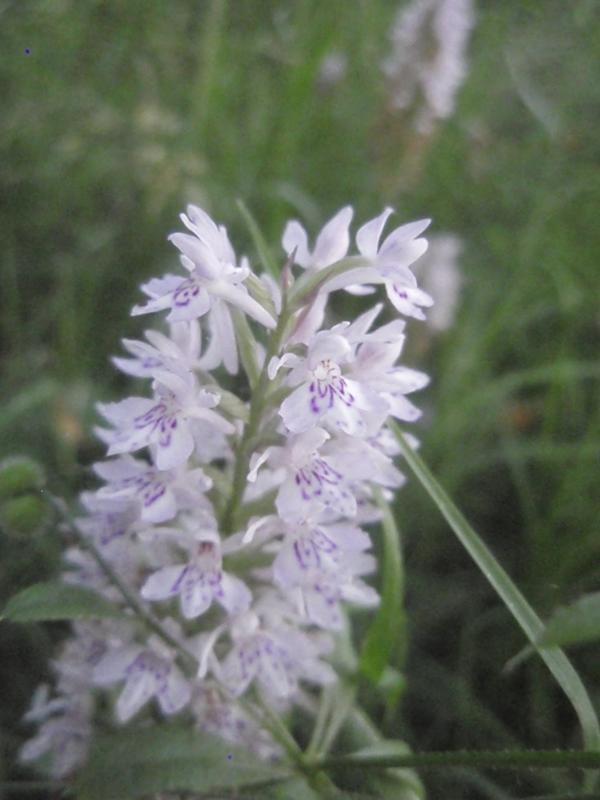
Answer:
[[383, 0, 475, 135], [21, 202, 433, 777]]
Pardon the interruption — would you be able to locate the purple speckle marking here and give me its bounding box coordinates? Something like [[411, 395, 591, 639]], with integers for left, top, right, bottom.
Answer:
[[174, 279, 201, 307], [227, 753, 233, 761], [24, 48, 31, 55], [308, 369, 355, 417]]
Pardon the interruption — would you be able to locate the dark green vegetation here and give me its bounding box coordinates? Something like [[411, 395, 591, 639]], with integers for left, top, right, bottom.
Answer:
[[1, 1, 599, 797]]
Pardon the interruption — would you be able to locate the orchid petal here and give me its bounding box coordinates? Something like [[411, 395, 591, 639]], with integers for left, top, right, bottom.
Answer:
[[356, 207, 394, 258], [282, 220, 310, 267], [211, 281, 276, 329], [312, 206, 353, 268]]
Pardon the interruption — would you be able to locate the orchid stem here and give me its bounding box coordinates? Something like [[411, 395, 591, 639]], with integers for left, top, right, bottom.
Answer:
[[219, 287, 290, 536]]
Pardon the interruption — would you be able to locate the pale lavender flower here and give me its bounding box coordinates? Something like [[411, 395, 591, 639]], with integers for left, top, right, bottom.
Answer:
[[93, 628, 191, 722], [216, 607, 335, 700], [281, 207, 353, 342], [272, 519, 379, 630], [76, 491, 138, 546], [383, 0, 476, 134], [132, 204, 276, 331], [274, 329, 388, 437], [141, 539, 251, 619], [20, 698, 92, 778], [333, 210, 433, 319], [19, 623, 113, 778], [418, 233, 463, 331], [93, 455, 212, 524], [192, 684, 281, 760], [249, 428, 356, 521], [282, 206, 353, 272], [272, 306, 421, 436], [318, 51, 348, 89], [287, 569, 379, 631], [249, 428, 401, 523], [97, 366, 234, 470], [112, 321, 202, 378], [272, 518, 374, 585]]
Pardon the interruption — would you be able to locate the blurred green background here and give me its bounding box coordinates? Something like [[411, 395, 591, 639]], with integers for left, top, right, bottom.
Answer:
[[1, 0, 600, 797]]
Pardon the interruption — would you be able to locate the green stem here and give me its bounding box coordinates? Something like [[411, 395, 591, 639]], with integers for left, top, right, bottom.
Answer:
[[317, 749, 600, 772], [219, 302, 290, 535], [219, 251, 374, 536], [253, 698, 304, 765], [244, 699, 341, 797], [287, 256, 370, 311]]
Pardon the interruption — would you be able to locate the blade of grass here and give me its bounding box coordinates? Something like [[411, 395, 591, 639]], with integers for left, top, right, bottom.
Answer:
[[390, 422, 600, 771], [192, 0, 228, 139]]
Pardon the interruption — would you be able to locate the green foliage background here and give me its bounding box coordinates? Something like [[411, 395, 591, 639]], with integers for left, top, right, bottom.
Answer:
[[1, 1, 599, 797]]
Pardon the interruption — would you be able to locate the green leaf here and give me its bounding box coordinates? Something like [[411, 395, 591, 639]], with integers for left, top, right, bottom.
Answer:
[[359, 487, 405, 683], [376, 667, 407, 713], [540, 593, 600, 648], [390, 421, 600, 761], [288, 256, 370, 311], [245, 271, 278, 320], [1, 581, 123, 622], [266, 777, 319, 799], [231, 308, 261, 388], [236, 198, 279, 277], [77, 725, 289, 800]]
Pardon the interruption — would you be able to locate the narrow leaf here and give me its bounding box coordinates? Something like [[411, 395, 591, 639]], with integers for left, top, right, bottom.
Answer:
[[390, 421, 600, 759], [540, 593, 600, 648], [2, 581, 123, 623], [231, 308, 260, 389], [267, 777, 319, 799], [77, 725, 288, 800], [288, 256, 370, 311], [360, 487, 405, 683], [236, 198, 279, 277], [245, 272, 278, 320]]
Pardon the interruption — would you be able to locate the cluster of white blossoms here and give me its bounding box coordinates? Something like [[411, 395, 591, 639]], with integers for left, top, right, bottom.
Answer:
[[382, 0, 476, 134], [21, 203, 433, 777], [419, 233, 463, 332]]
